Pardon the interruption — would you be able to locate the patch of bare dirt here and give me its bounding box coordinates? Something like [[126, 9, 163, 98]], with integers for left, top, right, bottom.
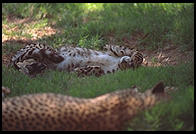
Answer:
[[105, 31, 194, 67], [142, 45, 194, 67], [7, 15, 34, 24], [126, 33, 194, 67], [105, 31, 149, 48], [2, 17, 57, 43], [122, 31, 149, 48]]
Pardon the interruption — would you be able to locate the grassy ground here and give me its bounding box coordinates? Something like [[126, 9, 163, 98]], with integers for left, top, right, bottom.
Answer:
[[2, 3, 194, 131]]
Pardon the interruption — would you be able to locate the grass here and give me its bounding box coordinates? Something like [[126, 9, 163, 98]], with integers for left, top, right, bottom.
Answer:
[[2, 3, 194, 131], [2, 3, 194, 50], [2, 62, 194, 97]]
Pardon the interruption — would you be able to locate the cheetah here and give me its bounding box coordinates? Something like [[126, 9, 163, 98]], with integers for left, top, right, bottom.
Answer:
[[2, 86, 11, 99], [11, 43, 143, 77], [2, 81, 174, 131]]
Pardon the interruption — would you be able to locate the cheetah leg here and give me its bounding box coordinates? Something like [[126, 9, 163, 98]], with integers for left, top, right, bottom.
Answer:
[[118, 56, 135, 70], [74, 65, 104, 77], [118, 50, 143, 70], [104, 45, 136, 57]]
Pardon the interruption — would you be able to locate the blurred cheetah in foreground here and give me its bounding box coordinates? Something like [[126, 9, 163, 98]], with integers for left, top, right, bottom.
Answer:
[[2, 82, 174, 131], [2, 86, 11, 99]]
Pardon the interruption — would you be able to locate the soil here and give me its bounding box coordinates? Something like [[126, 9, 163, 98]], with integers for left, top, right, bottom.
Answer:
[[105, 31, 194, 67]]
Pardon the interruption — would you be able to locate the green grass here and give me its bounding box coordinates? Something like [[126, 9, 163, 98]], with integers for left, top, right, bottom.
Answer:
[[2, 3, 194, 131], [2, 3, 194, 50], [2, 62, 194, 98]]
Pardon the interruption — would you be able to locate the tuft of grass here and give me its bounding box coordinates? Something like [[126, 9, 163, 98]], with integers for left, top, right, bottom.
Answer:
[[3, 62, 194, 97]]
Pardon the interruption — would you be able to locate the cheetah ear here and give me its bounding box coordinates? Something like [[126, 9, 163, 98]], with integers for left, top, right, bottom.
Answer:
[[152, 81, 165, 94]]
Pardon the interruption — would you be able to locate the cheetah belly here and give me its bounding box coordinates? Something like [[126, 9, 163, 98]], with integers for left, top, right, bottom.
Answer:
[[90, 54, 120, 73], [55, 51, 120, 73]]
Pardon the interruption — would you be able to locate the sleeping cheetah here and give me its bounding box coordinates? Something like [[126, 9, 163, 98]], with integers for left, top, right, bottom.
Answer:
[[11, 43, 143, 77], [2, 82, 174, 131]]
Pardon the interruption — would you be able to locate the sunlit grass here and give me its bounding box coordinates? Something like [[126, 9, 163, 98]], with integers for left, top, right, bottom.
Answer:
[[83, 3, 104, 13]]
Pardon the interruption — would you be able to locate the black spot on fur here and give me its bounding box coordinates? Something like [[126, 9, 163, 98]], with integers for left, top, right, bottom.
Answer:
[[94, 66, 100, 69]]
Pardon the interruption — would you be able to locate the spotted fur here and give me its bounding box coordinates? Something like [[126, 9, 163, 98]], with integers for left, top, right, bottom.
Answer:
[[11, 43, 143, 77], [2, 87, 11, 99], [2, 82, 173, 131], [11, 43, 64, 70]]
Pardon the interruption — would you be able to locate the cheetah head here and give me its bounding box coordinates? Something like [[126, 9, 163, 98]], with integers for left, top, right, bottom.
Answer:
[[141, 81, 176, 108], [126, 81, 177, 113], [16, 59, 47, 77]]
